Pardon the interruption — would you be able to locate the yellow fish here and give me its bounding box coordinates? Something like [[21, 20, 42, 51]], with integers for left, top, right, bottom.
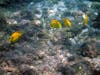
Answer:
[[8, 31, 23, 44], [83, 14, 89, 26], [50, 19, 62, 28], [62, 18, 72, 27]]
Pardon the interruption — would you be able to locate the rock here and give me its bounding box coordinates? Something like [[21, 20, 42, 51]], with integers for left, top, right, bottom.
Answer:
[[80, 39, 97, 58], [0, 11, 8, 31], [93, 67, 100, 75], [18, 65, 39, 75], [0, 69, 5, 75], [32, 19, 41, 26], [71, 61, 92, 75], [0, 42, 15, 51], [20, 10, 33, 20], [67, 56, 76, 62], [11, 56, 33, 65], [22, 69, 39, 75], [57, 64, 76, 75], [37, 33, 46, 39]]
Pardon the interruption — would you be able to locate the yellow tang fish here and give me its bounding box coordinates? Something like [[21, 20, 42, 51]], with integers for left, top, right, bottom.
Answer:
[[83, 14, 89, 26], [50, 19, 62, 28], [62, 18, 72, 27], [8, 31, 23, 44]]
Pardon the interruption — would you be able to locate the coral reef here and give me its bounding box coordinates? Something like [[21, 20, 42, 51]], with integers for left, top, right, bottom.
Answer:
[[0, 0, 100, 75]]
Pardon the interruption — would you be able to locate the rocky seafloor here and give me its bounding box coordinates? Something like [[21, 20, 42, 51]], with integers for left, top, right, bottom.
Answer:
[[0, 0, 100, 75]]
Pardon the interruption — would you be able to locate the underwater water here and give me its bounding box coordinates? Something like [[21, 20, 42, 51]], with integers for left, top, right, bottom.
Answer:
[[0, 0, 100, 75]]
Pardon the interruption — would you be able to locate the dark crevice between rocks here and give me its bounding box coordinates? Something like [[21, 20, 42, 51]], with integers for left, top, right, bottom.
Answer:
[[92, 13, 100, 29]]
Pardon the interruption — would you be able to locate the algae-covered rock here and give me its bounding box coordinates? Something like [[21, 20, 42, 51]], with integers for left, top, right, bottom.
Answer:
[[18, 65, 39, 75], [57, 64, 76, 75], [80, 38, 97, 58], [0, 10, 7, 31], [71, 62, 92, 75], [0, 69, 5, 75]]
